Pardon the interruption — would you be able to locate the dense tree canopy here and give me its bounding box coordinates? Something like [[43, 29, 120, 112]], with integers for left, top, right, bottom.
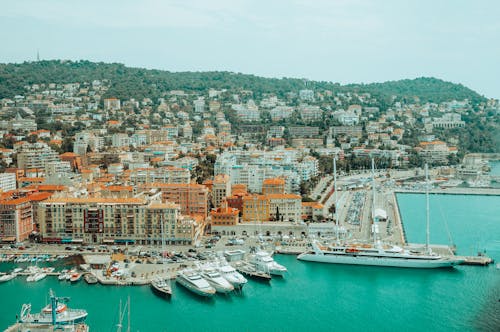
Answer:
[[0, 60, 486, 104]]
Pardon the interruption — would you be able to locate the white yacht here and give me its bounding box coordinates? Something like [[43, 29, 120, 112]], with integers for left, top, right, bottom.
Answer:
[[27, 272, 47, 282], [248, 251, 287, 276], [0, 273, 17, 282], [298, 241, 463, 268], [215, 262, 247, 289], [298, 161, 464, 269], [176, 269, 216, 297], [200, 268, 234, 293]]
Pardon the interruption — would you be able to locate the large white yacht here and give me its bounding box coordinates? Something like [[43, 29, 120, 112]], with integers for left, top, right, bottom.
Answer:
[[176, 269, 216, 297], [200, 268, 234, 293], [215, 262, 247, 289], [297, 241, 463, 268], [298, 162, 463, 269], [248, 251, 287, 276]]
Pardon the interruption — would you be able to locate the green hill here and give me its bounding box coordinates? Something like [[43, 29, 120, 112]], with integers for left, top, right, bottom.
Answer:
[[0, 60, 486, 104]]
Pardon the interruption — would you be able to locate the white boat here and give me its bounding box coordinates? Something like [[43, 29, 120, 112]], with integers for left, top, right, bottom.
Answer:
[[18, 289, 88, 325], [176, 269, 216, 297], [215, 263, 247, 289], [248, 251, 287, 276], [26, 272, 47, 282], [0, 273, 16, 282], [150, 278, 172, 298], [200, 268, 234, 293], [84, 273, 98, 284], [13, 267, 23, 273], [298, 161, 464, 269], [69, 273, 82, 283]]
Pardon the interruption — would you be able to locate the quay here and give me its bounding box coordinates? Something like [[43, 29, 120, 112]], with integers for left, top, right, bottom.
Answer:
[[459, 256, 494, 266]]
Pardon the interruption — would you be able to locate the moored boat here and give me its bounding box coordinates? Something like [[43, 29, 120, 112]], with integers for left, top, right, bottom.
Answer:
[[216, 262, 247, 289], [0, 273, 17, 282], [17, 289, 88, 325], [233, 261, 271, 282], [69, 273, 82, 283], [298, 161, 464, 269], [26, 272, 47, 282], [200, 268, 234, 293], [248, 251, 287, 276], [176, 269, 215, 297], [150, 278, 172, 298], [83, 273, 98, 284]]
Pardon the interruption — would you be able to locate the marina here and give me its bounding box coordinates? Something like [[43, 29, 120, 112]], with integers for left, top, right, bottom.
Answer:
[[0, 191, 498, 331]]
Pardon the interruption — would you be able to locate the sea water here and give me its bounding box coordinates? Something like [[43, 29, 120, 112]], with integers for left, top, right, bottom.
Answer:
[[1, 194, 499, 332]]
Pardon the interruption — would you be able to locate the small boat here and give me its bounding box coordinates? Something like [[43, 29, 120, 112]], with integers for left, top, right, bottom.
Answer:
[[200, 268, 234, 293], [0, 273, 16, 282], [176, 269, 215, 297], [84, 273, 98, 284], [150, 278, 172, 298], [26, 272, 47, 282], [70, 273, 82, 283], [13, 267, 23, 273], [58, 273, 68, 281], [66, 269, 77, 281]]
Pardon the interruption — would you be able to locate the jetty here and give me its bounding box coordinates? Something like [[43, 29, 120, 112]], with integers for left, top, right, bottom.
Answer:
[[459, 255, 494, 266]]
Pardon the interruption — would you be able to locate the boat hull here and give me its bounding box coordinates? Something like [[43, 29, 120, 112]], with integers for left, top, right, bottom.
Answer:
[[207, 280, 234, 293], [297, 252, 463, 268], [151, 284, 172, 298], [176, 277, 215, 297]]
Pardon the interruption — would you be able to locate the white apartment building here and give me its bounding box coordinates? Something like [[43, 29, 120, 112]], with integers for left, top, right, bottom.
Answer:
[[45, 161, 72, 176], [16, 142, 60, 170], [0, 173, 16, 192], [299, 104, 322, 122], [112, 133, 130, 148]]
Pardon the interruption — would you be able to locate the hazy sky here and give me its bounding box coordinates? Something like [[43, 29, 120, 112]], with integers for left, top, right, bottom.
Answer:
[[1, 0, 499, 98]]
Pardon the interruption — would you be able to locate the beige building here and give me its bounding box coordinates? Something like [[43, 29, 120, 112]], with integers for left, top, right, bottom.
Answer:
[[262, 178, 285, 195], [242, 193, 301, 223], [139, 183, 209, 218], [37, 197, 198, 245], [212, 174, 231, 209]]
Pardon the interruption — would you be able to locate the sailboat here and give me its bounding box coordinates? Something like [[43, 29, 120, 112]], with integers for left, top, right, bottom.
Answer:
[[298, 161, 464, 268]]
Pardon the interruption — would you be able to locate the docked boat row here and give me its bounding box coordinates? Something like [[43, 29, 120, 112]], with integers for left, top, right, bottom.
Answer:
[[176, 268, 216, 297], [0, 254, 69, 263]]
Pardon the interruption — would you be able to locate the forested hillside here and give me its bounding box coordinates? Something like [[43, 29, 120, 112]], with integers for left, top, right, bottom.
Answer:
[[0, 60, 486, 104]]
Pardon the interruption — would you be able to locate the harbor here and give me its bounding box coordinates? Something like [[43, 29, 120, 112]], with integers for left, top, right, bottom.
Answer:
[[0, 191, 499, 331]]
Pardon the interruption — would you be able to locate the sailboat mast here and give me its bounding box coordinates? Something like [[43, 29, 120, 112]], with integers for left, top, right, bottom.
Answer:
[[126, 296, 131, 332], [425, 164, 430, 254], [117, 299, 122, 332], [333, 157, 339, 241]]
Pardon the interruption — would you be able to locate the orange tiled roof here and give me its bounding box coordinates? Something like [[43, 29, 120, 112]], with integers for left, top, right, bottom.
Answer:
[[263, 178, 285, 185], [265, 194, 301, 200], [105, 185, 133, 192], [301, 202, 324, 209], [44, 197, 145, 204]]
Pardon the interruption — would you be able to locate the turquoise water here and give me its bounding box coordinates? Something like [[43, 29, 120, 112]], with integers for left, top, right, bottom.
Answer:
[[1, 194, 499, 332], [489, 160, 500, 176]]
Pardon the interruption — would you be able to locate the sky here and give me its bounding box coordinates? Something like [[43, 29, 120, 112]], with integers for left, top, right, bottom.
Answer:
[[1, 0, 499, 98]]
